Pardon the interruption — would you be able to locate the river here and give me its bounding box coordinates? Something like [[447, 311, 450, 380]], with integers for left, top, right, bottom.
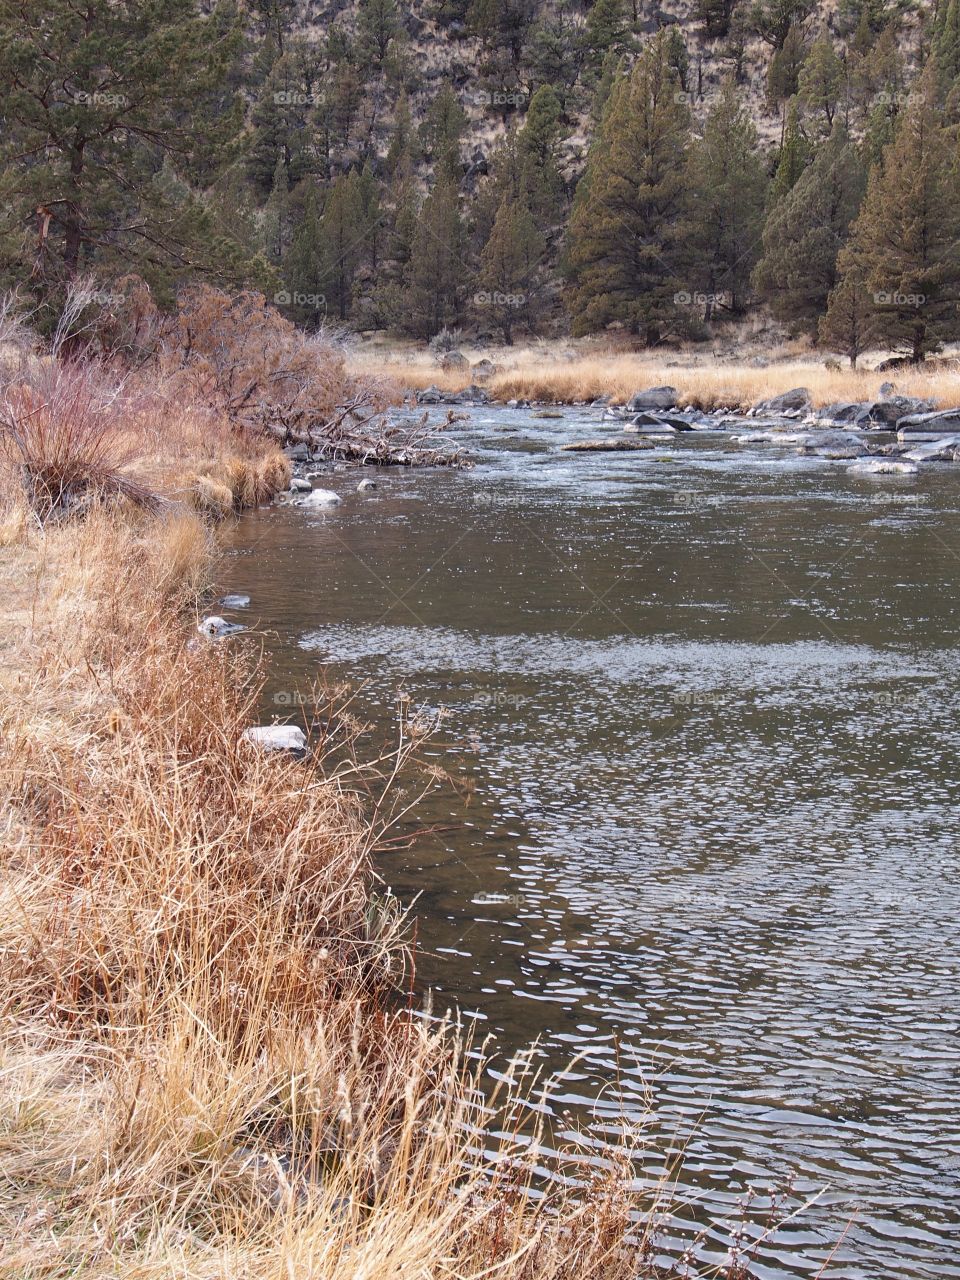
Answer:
[[219, 406, 960, 1279]]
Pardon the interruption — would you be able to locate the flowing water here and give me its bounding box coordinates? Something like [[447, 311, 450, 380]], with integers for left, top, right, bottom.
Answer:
[[220, 408, 960, 1279]]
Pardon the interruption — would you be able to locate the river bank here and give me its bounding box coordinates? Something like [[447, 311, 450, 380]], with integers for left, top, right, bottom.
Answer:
[[344, 338, 960, 413], [0, 326, 764, 1277]]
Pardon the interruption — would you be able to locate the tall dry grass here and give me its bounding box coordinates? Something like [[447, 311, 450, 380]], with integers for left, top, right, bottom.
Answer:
[[348, 341, 960, 411]]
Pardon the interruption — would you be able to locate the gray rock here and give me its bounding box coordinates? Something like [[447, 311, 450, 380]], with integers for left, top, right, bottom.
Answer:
[[461, 384, 489, 403], [417, 385, 443, 404], [630, 410, 693, 430], [285, 443, 311, 461], [878, 381, 896, 397], [752, 387, 812, 415], [288, 476, 312, 493], [896, 408, 960, 433], [357, 477, 377, 491], [901, 434, 960, 462], [562, 437, 657, 452], [220, 593, 250, 609], [440, 350, 469, 371], [242, 724, 308, 754], [471, 358, 497, 381], [813, 401, 871, 425], [866, 395, 935, 425], [626, 385, 678, 411]]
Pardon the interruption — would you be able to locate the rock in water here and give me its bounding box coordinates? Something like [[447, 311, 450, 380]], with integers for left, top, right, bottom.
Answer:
[[562, 438, 656, 452], [357, 477, 377, 491], [220, 594, 250, 609], [626, 386, 678, 411], [288, 476, 312, 493], [301, 488, 342, 506], [417, 385, 443, 404], [197, 615, 244, 638], [242, 724, 308, 754], [901, 434, 960, 462], [847, 459, 918, 475], [897, 408, 960, 434]]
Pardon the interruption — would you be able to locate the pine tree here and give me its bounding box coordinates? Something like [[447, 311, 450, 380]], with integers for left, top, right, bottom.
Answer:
[[696, 0, 737, 39], [476, 194, 545, 341], [750, 0, 817, 49], [585, 0, 635, 71], [517, 85, 566, 220], [358, 0, 399, 67], [420, 83, 468, 179], [528, 1, 585, 112], [262, 156, 292, 263], [935, 0, 960, 85], [565, 35, 692, 342], [688, 81, 769, 313], [767, 23, 807, 103], [319, 172, 364, 321], [752, 122, 866, 334], [839, 73, 960, 361], [281, 185, 326, 324], [798, 33, 845, 129], [0, 0, 246, 291], [405, 174, 465, 337]]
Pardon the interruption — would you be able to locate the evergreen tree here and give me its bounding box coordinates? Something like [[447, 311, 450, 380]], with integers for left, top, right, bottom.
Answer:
[[935, 0, 960, 85], [767, 23, 807, 103], [585, 0, 635, 71], [839, 74, 960, 361], [319, 172, 364, 321], [405, 174, 466, 336], [696, 0, 737, 39], [752, 122, 866, 333], [420, 83, 468, 178], [0, 0, 246, 291], [281, 185, 326, 324], [769, 97, 812, 201], [358, 0, 400, 67], [517, 85, 567, 220], [798, 33, 845, 130], [246, 43, 324, 193], [818, 252, 881, 365], [476, 194, 545, 341], [688, 82, 769, 313], [528, 1, 586, 112], [750, 0, 817, 49], [262, 156, 292, 263], [565, 35, 692, 342]]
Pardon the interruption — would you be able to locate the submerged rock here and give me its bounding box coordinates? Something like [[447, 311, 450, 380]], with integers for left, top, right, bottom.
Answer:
[[626, 385, 678, 411], [901, 434, 960, 462], [562, 437, 656, 452], [220, 593, 250, 609], [629, 410, 693, 430], [288, 476, 312, 493], [242, 724, 308, 754], [357, 477, 378, 491]]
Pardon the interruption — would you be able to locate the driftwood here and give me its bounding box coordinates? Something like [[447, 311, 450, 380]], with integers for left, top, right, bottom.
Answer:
[[300, 406, 471, 468]]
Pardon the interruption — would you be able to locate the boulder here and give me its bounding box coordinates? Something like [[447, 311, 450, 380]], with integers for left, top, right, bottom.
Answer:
[[813, 401, 871, 425], [630, 410, 693, 430], [440, 350, 469, 372], [902, 434, 960, 462], [417, 385, 443, 404], [357, 477, 378, 491], [242, 724, 308, 754], [288, 476, 312, 493], [471, 358, 497, 381], [301, 488, 342, 506], [461, 384, 489, 403], [896, 408, 960, 433], [878, 382, 896, 397], [626, 385, 678, 411], [752, 387, 812, 415], [285, 442, 311, 461], [865, 395, 935, 425], [562, 437, 656, 452]]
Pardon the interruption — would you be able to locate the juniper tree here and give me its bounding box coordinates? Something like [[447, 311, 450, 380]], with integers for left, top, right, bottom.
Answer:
[[565, 35, 692, 342], [818, 251, 881, 366], [769, 97, 812, 201], [404, 174, 466, 337], [798, 33, 846, 129], [753, 122, 866, 334]]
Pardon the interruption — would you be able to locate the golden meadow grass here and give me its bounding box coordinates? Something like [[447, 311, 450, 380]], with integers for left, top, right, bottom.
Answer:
[[0, 350, 746, 1279], [347, 341, 960, 411]]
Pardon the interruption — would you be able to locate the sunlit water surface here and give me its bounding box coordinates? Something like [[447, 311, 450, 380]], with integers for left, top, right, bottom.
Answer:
[[220, 409, 960, 1279]]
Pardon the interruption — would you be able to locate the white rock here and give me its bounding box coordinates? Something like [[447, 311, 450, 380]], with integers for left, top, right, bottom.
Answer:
[[242, 725, 308, 753], [198, 615, 243, 638], [301, 488, 342, 506], [847, 459, 918, 475], [357, 478, 377, 491], [288, 476, 312, 493]]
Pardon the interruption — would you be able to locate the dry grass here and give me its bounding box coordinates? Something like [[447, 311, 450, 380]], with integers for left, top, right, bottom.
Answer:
[[347, 340, 960, 411]]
